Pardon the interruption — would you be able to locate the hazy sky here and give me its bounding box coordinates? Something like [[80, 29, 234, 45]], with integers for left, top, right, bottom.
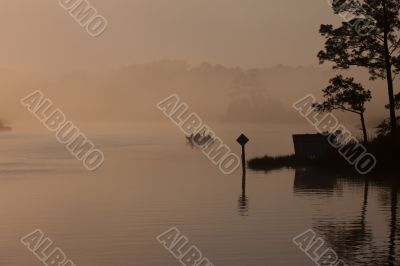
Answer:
[[0, 0, 340, 72]]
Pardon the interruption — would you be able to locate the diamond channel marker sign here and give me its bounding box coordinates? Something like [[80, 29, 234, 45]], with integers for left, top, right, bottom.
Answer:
[[237, 134, 249, 146]]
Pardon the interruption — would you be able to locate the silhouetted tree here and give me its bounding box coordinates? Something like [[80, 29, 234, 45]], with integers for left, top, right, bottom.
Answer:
[[394, 93, 400, 109], [318, 0, 400, 143], [378, 92, 400, 136], [314, 75, 372, 144], [376, 117, 400, 136], [386, 92, 400, 110]]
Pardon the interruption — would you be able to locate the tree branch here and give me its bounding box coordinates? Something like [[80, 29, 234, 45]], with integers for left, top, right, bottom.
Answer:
[[332, 106, 362, 115]]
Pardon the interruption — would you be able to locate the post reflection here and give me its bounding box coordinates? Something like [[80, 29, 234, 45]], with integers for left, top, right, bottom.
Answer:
[[238, 168, 249, 216], [238, 191, 249, 216]]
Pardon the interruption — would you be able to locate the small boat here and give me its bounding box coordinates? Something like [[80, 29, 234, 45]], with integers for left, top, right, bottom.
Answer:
[[186, 132, 214, 147], [0, 121, 12, 132]]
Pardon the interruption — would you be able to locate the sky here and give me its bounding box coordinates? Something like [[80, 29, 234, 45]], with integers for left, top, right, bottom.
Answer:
[[0, 0, 340, 72]]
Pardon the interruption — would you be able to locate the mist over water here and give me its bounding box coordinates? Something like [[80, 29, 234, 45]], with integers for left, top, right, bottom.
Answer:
[[1, 1, 400, 265], [1, 62, 392, 135], [1, 54, 396, 266], [0, 124, 398, 266]]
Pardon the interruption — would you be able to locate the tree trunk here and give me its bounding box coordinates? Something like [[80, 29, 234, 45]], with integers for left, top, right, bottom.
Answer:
[[382, 0, 398, 143], [360, 112, 368, 144]]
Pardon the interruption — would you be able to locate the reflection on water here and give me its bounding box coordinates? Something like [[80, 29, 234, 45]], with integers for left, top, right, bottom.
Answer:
[[294, 169, 339, 196], [238, 192, 249, 217], [388, 185, 398, 266], [238, 167, 249, 216], [0, 132, 399, 266], [294, 169, 399, 265]]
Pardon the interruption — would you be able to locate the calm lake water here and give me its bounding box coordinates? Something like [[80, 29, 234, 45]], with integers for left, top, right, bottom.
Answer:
[[0, 124, 398, 266]]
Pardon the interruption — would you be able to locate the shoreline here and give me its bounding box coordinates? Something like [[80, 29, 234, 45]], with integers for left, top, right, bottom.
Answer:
[[248, 153, 398, 176]]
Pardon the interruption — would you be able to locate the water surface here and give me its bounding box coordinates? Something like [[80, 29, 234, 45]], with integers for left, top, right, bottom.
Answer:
[[0, 128, 398, 266]]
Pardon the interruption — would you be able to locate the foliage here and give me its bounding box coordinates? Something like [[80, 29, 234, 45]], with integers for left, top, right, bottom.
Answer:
[[314, 75, 372, 114], [319, 0, 400, 141]]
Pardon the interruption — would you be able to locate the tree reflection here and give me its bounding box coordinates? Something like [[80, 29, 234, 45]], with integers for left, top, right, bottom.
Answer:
[[388, 185, 398, 266], [293, 170, 400, 265]]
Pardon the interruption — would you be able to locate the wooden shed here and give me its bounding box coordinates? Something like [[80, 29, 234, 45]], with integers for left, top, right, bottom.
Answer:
[[292, 134, 330, 158]]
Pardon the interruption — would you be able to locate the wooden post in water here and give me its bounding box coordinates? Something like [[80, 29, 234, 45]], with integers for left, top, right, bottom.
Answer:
[[241, 144, 246, 191], [236, 134, 249, 193]]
